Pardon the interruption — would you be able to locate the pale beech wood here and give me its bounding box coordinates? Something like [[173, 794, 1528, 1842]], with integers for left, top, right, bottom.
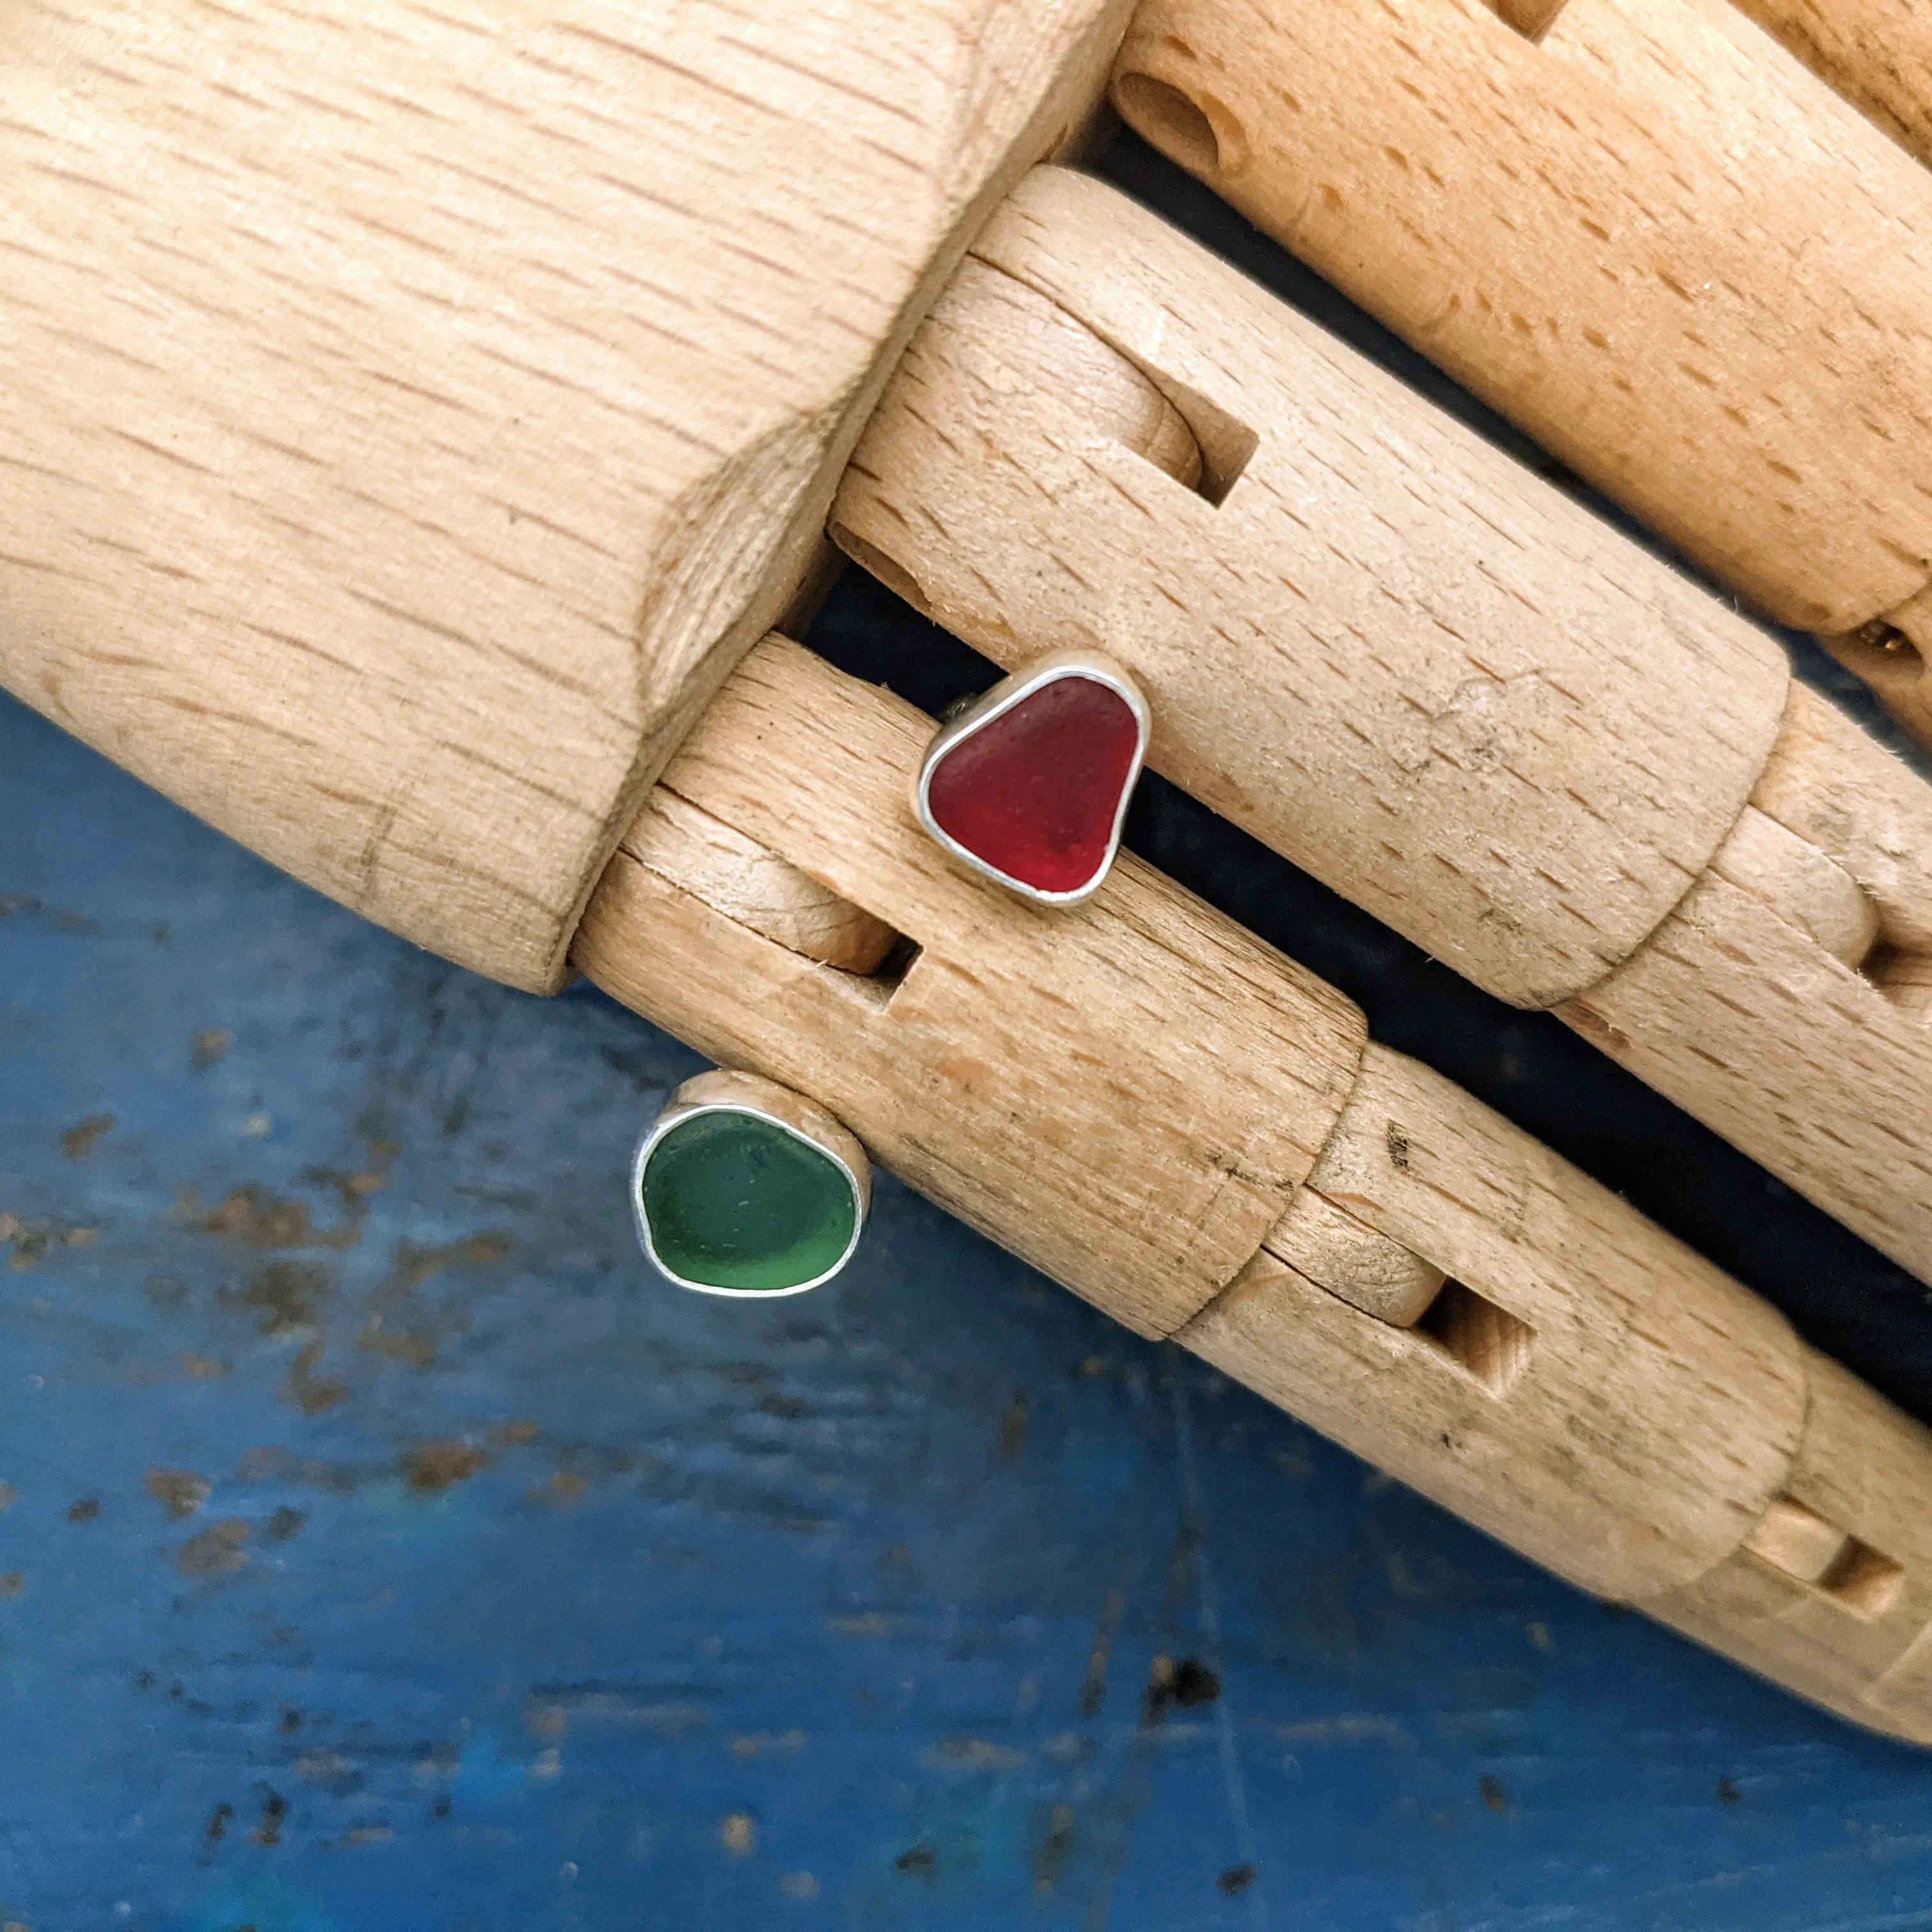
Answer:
[[1743, 1496, 1855, 1585], [578, 638, 1932, 1742], [1730, 0, 1932, 173], [0, 0, 1127, 990], [831, 165, 1932, 1282], [622, 790, 898, 975], [1750, 680, 1932, 956], [1184, 1044, 1932, 1744], [1560, 866, 1932, 1273], [1110, 0, 1932, 742], [1644, 1353, 1932, 1740], [574, 632, 1366, 1339], [1186, 1044, 1806, 1607], [833, 173, 1790, 1010]]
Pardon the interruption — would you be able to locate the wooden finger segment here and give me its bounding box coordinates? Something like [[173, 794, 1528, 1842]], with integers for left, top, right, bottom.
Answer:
[[833, 168, 1790, 1010], [832, 164, 1932, 1282], [1643, 1353, 1932, 1744], [0, 0, 1127, 990], [1559, 860, 1932, 1275], [1184, 1043, 1808, 1607], [574, 633, 1365, 1339], [1110, 0, 1932, 742], [1187, 1046, 1932, 1743]]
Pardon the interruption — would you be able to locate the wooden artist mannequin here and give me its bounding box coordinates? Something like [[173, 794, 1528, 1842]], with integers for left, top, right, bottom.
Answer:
[[6, 1, 1932, 1742]]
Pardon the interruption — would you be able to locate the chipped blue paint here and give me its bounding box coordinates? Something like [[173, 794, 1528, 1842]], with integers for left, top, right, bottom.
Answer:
[[9, 670, 1932, 1932]]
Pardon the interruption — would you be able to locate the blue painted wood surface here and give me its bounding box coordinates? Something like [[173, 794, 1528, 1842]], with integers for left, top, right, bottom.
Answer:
[[8, 130, 1932, 1932]]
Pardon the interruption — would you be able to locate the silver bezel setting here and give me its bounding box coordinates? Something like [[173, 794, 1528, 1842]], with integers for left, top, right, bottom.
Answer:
[[631, 1070, 871, 1299], [912, 649, 1151, 905]]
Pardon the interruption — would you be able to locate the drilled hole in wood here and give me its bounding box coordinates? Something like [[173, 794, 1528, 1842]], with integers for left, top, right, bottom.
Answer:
[[1416, 1278, 1534, 1396], [1744, 1496, 1906, 1620], [1486, 0, 1569, 40], [1112, 71, 1223, 177]]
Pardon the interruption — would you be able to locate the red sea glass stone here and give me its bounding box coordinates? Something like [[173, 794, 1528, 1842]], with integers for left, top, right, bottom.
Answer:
[[924, 673, 1142, 896]]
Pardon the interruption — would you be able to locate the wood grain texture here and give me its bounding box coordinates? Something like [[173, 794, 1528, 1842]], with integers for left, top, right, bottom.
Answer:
[[1644, 1351, 1932, 1745], [1710, 807, 1880, 970], [1731, 0, 1932, 173], [834, 165, 1932, 1286], [574, 633, 1365, 1339], [577, 638, 1932, 1742], [1751, 680, 1932, 956], [832, 169, 1790, 1009], [1560, 854, 1932, 1280], [1186, 1043, 1806, 1607], [1184, 1043, 1932, 1745], [1259, 1185, 1446, 1329], [0, 0, 1127, 989], [1110, 0, 1932, 657]]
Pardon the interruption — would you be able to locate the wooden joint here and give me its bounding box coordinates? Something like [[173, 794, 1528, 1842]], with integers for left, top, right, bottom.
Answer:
[[1747, 680, 1932, 1028], [1261, 1186, 1446, 1328], [1744, 1496, 1906, 1622], [621, 789, 904, 977], [1820, 592, 1932, 756], [1710, 806, 1880, 971]]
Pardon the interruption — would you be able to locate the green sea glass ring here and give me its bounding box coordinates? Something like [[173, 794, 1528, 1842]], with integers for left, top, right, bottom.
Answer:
[[631, 1070, 871, 1297]]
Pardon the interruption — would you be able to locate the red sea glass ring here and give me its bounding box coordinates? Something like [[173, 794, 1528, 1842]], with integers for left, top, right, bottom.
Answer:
[[912, 650, 1151, 904]]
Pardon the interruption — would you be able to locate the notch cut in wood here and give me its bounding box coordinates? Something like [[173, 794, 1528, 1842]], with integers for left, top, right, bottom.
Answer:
[[1487, 0, 1570, 42], [622, 791, 900, 976], [1742, 1503, 1906, 1621], [1742, 1494, 1908, 1621]]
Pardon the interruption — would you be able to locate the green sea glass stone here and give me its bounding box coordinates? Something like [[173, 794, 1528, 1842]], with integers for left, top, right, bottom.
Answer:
[[641, 1108, 859, 1291]]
